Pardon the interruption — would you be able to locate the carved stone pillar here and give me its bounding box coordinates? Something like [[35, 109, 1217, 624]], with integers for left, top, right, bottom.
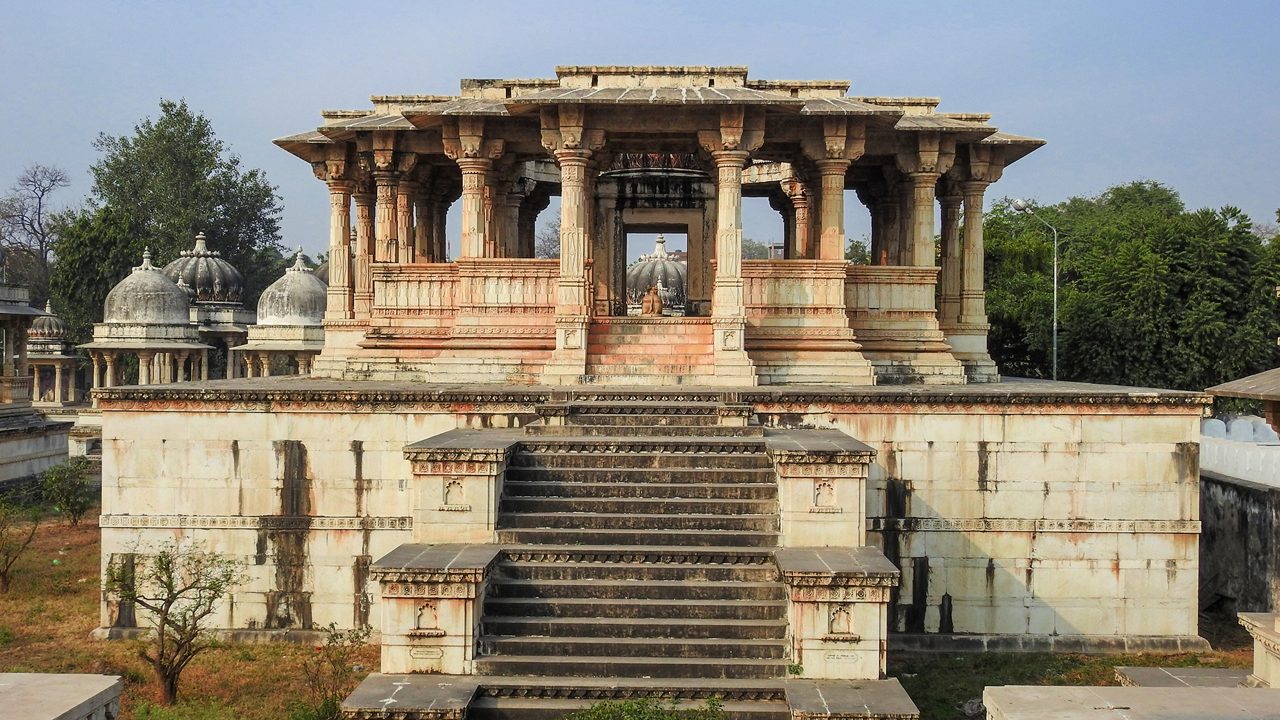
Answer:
[[554, 149, 591, 314], [91, 353, 102, 390], [908, 172, 939, 267], [0, 320, 12, 376], [103, 352, 116, 388], [456, 159, 491, 259], [433, 191, 451, 262], [137, 351, 153, 385], [200, 350, 209, 381], [711, 150, 750, 318], [326, 180, 353, 318], [414, 194, 433, 262], [816, 160, 850, 260], [353, 190, 375, 318], [938, 185, 964, 327], [397, 179, 418, 264], [784, 178, 811, 260], [374, 171, 399, 263], [960, 181, 989, 327], [53, 362, 63, 403], [15, 326, 27, 377]]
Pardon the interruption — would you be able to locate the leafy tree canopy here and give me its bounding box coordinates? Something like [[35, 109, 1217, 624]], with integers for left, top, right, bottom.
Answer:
[[48, 99, 286, 342], [985, 180, 1280, 391]]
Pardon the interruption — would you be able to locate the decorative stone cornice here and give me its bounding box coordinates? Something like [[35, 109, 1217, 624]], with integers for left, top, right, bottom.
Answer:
[[91, 381, 1213, 411], [869, 517, 1202, 534]]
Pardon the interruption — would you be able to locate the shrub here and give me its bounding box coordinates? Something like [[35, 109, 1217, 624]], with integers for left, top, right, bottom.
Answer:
[[295, 623, 371, 720], [40, 457, 95, 525], [564, 698, 726, 720]]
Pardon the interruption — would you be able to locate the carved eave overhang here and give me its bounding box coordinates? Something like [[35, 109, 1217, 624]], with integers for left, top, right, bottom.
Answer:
[[894, 113, 998, 142], [1207, 367, 1280, 403], [980, 130, 1047, 166], [403, 428, 523, 464], [272, 130, 333, 163]]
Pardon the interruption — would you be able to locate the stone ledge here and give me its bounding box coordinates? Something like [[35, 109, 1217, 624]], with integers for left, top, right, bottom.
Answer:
[[0, 672, 122, 720], [90, 377, 1211, 410], [785, 678, 918, 720], [371, 544, 502, 584], [776, 547, 900, 587], [891, 633, 1212, 654], [984, 685, 1280, 719]]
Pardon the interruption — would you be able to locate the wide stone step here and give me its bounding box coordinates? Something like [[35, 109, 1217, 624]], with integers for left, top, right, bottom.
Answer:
[[505, 466, 774, 483], [525, 424, 763, 438], [482, 616, 788, 640], [475, 655, 788, 680], [482, 597, 786, 620], [469, 696, 789, 720], [469, 696, 790, 720], [566, 413, 724, 427], [496, 527, 778, 547], [503, 481, 777, 500], [501, 497, 778, 516], [509, 452, 772, 470], [499, 511, 779, 533], [496, 560, 779, 583], [478, 635, 787, 660], [586, 352, 714, 363], [488, 579, 786, 601]]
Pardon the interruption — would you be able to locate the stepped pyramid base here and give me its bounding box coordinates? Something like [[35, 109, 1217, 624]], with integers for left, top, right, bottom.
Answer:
[[343, 675, 918, 720]]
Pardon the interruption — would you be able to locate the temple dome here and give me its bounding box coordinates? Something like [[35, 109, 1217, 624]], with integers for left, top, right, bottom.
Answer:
[[256, 250, 327, 326], [103, 249, 192, 325], [312, 260, 329, 285], [29, 301, 67, 339], [625, 235, 687, 309], [161, 232, 245, 305]]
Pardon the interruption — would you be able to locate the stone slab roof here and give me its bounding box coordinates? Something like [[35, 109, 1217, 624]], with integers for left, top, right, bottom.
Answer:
[[984, 685, 1280, 719], [319, 113, 416, 131], [0, 673, 122, 720], [507, 86, 803, 106], [1207, 366, 1280, 402], [406, 98, 511, 116], [799, 96, 902, 116]]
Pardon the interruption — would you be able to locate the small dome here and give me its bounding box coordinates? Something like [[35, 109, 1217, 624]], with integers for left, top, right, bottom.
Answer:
[[103, 249, 192, 325], [312, 260, 329, 285], [30, 301, 67, 339], [626, 235, 687, 309], [161, 232, 245, 305], [257, 249, 327, 326]]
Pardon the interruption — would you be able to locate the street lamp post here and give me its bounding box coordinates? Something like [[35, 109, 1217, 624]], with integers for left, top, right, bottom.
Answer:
[[1011, 199, 1061, 381]]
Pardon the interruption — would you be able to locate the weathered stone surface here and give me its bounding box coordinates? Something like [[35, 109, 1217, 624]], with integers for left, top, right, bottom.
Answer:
[[0, 673, 122, 720], [983, 685, 1280, 719]]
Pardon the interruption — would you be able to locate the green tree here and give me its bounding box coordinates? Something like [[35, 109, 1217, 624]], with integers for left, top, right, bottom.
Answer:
[[984, 181, 1280, 389], [47, 206, 140, 342], [104, 541, 246, 704], [85, 99, 284, 303], [741, 237, 771, 260], [846, 237, 870, 264], [40, 457, 96, 526]]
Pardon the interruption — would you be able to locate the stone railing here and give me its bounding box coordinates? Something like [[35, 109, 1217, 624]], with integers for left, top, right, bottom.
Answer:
[[0, 283, 31, 305], [844, 265, 950, 352], [371, 263, 458, 318], [0, 376, 33, 405], [454, 259, 558, 314], [742, 260, 852, 347]]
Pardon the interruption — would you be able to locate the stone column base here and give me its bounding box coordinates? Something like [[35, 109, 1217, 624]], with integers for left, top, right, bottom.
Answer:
[[861, 352, 967, 385], [540, 318, 589, 386], [946, 329, 1000, 383]]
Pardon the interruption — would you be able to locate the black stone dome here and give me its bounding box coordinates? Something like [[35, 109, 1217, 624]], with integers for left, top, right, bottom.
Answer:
[[625, 235, 687, 310], [161, 233, 245, 306]]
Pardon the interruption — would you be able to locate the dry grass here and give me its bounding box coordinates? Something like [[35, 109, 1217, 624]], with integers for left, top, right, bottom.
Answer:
[[0, 512, 376, 719]]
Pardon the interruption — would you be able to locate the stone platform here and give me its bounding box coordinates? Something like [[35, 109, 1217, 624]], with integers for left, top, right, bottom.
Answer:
[[0, 673, 122, 720], [95, 376, 1207, 649], [343, 674, 919, 720], [983, 685, 1280, 719], [1115, 665, 1249, 688]]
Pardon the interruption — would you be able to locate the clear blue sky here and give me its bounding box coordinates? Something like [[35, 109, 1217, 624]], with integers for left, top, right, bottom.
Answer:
[[2, 1, 1277, 260]]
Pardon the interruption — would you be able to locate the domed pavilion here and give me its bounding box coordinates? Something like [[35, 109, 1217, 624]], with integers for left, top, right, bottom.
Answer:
[[231, 250, 327, 376], [162, 232, 256, 376], [79, 249, 212, 394], [26, 301, 82, 408]]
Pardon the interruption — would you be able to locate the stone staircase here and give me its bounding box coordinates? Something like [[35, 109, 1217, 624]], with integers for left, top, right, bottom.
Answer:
[[471, 401, 788, 715], [584, 318, 716, 385]]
